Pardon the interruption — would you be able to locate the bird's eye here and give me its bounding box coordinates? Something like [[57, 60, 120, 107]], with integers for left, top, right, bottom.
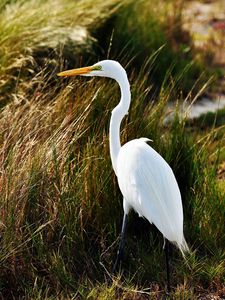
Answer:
[[92, 65, 102, 71]]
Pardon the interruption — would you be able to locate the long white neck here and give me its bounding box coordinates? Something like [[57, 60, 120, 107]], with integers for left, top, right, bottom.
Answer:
[[109, 74, 131, 176]]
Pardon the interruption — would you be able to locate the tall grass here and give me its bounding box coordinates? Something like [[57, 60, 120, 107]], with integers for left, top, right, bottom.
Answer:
[[0, 0, 224, 299], [0, 59, 224, 298], [0, 0, 124, 105]]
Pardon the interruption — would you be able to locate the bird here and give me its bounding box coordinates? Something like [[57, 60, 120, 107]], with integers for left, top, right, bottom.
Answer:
[[58, 59, 189, 292]]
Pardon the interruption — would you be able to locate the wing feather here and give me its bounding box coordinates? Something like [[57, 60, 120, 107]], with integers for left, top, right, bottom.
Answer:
[[117, 138, 185, 246]]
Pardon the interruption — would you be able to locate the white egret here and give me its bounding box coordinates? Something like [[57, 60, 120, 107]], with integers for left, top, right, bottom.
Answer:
[[58, 60, 189, 292]]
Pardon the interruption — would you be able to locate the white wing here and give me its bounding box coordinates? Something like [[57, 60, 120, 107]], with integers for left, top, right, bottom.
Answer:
[[117, 138, 188, 253]]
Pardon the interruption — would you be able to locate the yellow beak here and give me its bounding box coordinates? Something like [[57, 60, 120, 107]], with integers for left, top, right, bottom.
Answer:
[[57, 66, 93, 77]]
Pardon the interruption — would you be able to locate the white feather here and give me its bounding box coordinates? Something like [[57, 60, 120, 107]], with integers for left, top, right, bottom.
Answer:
[[117, 138, 189, 252]]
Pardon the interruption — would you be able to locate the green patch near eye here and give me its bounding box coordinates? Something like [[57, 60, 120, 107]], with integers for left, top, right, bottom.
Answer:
[[92, 65, 102, 71]]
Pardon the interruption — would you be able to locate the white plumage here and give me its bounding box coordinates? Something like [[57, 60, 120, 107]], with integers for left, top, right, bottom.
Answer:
[[117, 138, 188, 254]]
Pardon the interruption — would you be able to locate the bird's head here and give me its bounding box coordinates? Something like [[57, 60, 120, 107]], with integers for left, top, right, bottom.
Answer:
[[57, 60, 127, 81]]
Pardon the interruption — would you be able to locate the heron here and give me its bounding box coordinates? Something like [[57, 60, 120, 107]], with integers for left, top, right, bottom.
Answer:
[[58, 59, 189, 292]]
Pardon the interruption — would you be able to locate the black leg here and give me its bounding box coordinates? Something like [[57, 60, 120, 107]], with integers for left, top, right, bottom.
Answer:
[[165, 239, 171, 294], [113, 213, 128, 273]]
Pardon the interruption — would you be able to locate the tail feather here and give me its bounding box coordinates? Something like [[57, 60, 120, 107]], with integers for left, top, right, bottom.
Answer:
[[177, 236, 189, 259]]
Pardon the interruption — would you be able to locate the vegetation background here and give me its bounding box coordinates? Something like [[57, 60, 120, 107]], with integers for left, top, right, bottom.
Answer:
[[0, 0, 224, 299]]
